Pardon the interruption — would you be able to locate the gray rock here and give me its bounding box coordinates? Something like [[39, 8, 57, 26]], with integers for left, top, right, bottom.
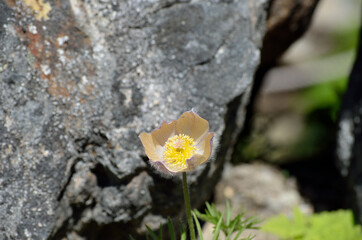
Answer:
[[214, 163, 313, 218], [336, 15, 362, 223], [231, 0, 321, 164], [0, 0, 268, 239], [203, 162, 313, 240], [260, 0, 320, 66]]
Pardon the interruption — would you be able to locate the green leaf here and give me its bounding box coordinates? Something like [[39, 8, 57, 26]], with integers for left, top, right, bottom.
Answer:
[[159, 224, 162, 240], [180, 222, 187, 240], [225, 218, 238, 240], [262, 213, 305, 239], [232, 228, 243, 240], [192, 211, 204, 240], [195, 201, 260, 239], [145, 225, 159, 240], [212, 214, 224, 240], [305, 210, 362, 240], [194, 207, 219, 226], [297, 77, 348, 121], [206, 202, 216, 217], [226, 201, 231, 226], [167, 217, 176, 240], [262, 208, 362, 240], [227, 215, 244, 238], [242, 234, 256, 240]]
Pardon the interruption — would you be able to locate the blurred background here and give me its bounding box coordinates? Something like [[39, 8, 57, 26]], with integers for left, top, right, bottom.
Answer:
[[1, 0, 360, 238], [205, 0, 361, 238]]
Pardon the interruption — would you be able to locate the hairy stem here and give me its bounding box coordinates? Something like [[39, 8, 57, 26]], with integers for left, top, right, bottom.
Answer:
[[182, 172, 196, 240]]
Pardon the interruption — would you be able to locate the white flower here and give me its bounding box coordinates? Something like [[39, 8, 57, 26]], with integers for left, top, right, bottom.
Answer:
[[139, 110, 214, 174]]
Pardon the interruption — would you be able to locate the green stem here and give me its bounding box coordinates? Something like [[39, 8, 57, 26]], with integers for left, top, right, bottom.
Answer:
[[182, 172, 196, 240]]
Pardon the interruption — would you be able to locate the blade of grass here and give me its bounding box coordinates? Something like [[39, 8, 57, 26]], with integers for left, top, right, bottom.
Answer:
[[181, 232, 186, 240], [232, 228, 243, 240], [226, 201, 231, 226], [246, 234, 255, 240], [192, 211, 204, 240], [167, 217, 176, 240], [159, 224, 162, 240], [206, 202, 213, 216], [180, 222, 187, 240], [225, 217, 238, 240], [194, 209, 212, 224], [212, 215, 223, 240], [146, 225, 159, 240]]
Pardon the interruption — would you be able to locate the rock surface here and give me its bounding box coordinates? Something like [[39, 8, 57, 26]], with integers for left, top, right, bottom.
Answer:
[[202, 162, 313, 240], [336, 11, 362, 223], [236, 0, 320, 157], [215, 163, 312, 218], [0, 0, 268, 239], [260, 0, 320, 67]]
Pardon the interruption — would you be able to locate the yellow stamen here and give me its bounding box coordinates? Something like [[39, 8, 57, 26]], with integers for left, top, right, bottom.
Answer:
[[163, 134, 197, 170]]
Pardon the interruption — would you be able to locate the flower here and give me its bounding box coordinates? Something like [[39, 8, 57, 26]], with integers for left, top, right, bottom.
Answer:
[[139, 110, 214, 174]]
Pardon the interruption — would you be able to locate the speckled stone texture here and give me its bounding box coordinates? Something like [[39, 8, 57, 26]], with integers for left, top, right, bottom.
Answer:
[[0, 0, 267, 239]]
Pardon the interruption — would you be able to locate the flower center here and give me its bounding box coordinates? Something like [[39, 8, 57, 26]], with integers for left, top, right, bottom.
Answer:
[[163, 134, 197, 169]]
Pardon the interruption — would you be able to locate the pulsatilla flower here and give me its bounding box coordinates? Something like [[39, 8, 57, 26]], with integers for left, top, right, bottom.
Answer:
[[139, 110, 214, 174]]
